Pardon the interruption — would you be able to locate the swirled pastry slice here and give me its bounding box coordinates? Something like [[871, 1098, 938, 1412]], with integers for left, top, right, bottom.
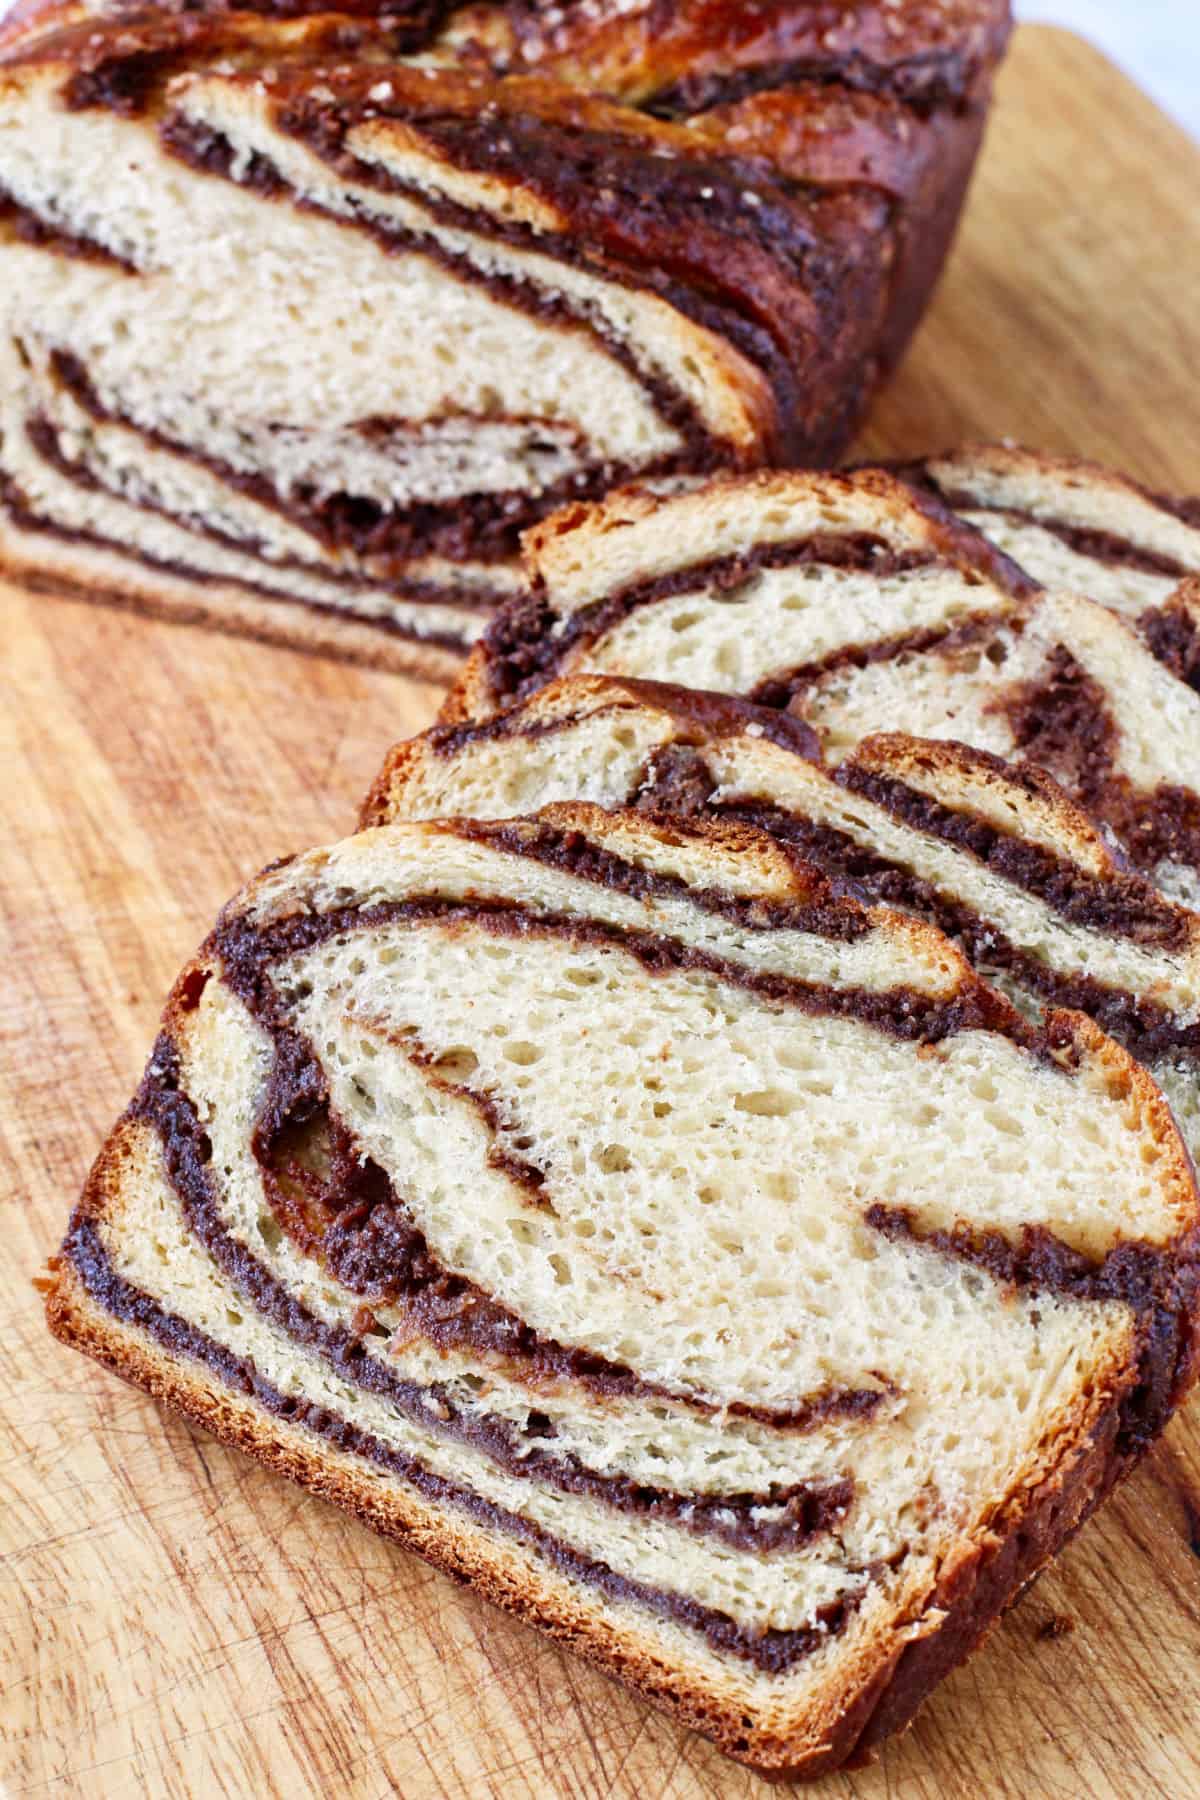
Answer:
[[0, 0, 1010, 670], [45, 802, 1200, 1775], [905, 445, 1200, 656], [447, 467, 1035, 720], [449, 471, 1200, 900], [367, 671, 1200, 1161], [796, 588, 1200, 906]]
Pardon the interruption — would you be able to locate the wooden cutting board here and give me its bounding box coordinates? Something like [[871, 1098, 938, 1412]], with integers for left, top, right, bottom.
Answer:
[[4, 25, 1200, 1798]]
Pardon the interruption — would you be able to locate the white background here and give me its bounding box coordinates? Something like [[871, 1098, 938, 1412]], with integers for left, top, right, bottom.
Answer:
[[1017, 1, 1196, 136]]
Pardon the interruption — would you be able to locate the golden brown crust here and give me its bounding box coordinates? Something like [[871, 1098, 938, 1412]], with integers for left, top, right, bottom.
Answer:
[[849, 731, 1126, 875], [439, 643, 494, 724]]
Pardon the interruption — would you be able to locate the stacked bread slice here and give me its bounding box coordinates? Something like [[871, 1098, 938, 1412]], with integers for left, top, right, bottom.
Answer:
[[905, 443, 1200, 625], [45, 798, 1200, 1776], [452, 471, 1200, 900], [370, 671, 1200, 1160], [46, 460, 1200, 1775]]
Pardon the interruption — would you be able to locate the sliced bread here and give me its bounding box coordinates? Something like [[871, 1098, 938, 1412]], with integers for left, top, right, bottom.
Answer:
[[366, 672, 1200, 1159], [45, 801, 1200, 1776]]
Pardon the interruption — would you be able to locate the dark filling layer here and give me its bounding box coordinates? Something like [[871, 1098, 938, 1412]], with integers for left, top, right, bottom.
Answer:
[[1000, 646, 1200, 877], [961, 503, 1193, 582], [24, 406, 503, 611], [750, 611, 1002, 710], [265, 88, 895, 466], [217, 925, 889, 1430], [160, 112, 732, 522], [749, 804, 1200, 1066], [900, 456, 1200, 574], [48, 339, 589, 572], [480, 535, 945, 710], [840, 758, 1189, 951], [449, 812, 872, 941], [213, 877, 1023, 1055], [125, 1035, 860, 1563], [626, 757, 1200, 1067], [0, 185, 138, 271], [354, 100, 881, 356], [64, 46, 189, 116], [66, 1211, 861, 1669], [865, 1203, 1200, 1453], [645, 44, 997, 121], [1140, 599, 1200, 695], [426, 676, 822, 763]]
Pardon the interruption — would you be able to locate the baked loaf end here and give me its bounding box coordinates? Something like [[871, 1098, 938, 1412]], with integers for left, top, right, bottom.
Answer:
[[0, 0, 1010, 671], [45, 801, 1200, 1774]]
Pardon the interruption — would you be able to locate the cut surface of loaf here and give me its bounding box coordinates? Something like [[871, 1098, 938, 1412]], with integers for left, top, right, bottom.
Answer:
[[448, 467, 1036, 718], [448, 471, 1200, 900], [46, 801, 1200, 1775], [907, 445, 1200, 658], [796, 586, 1200, 906], [367, 672, 1200, 1161], [0, 1, 1010, 672]]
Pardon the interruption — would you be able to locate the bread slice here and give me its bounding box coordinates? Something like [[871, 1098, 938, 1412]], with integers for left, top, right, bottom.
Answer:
[[45, 801, 1200, 1776], [0, 2, 1009, 669], [906, 443, 1200, 626], [367, 672, 1200, 1160], [445, 472, 1200, 900], [446, 467, 1037, 721]]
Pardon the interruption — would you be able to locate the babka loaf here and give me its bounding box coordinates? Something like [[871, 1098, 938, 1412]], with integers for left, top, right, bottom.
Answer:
[[449, 472, 1200, 898], [367, 672, 1200, 1158], [44, 801, 1200, 1775], [906, 445, 1200, 641], [0, 0, 1011, 672]]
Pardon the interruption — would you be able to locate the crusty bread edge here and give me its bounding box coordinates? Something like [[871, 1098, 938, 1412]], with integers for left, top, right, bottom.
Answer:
[[362, 672, 819, 828]]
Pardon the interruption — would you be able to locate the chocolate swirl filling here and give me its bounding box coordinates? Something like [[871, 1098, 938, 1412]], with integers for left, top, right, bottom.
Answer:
[[1000, 646, 1200, 879], [126, 1033, 863, 1557]]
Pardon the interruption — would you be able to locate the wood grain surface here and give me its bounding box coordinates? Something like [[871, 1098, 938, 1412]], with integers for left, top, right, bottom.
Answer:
[[4, 25, 1200, 1799]]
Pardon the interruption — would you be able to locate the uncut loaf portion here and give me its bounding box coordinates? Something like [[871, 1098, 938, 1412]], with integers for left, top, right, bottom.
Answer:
[[448, 470, 1200, 900], [45, 801, 1200, 1775], [366, 671, 1200, 1161], [0, 0, 1011, 674]]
